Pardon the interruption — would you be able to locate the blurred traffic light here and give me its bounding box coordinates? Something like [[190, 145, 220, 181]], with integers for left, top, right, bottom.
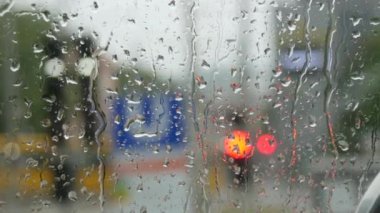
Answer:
[[256, 134, 277, 156], [224, 130, 254, 160]]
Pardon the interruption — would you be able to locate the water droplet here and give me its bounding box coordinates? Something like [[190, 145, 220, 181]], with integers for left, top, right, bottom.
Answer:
[[178, 181, 186, 186], [230, 83, 242, 93], [40, 10, 50, 22], [166, 145, 172, 153], [68, 191, 78, 202], [33, 44, 44, 53], [10, 59, 20, 72], [232, 200, 241, 208], [83, 146, 89, 153], [184, 161, 194, 168], [276, 10, 282, 21], [349, 17, 362, 27], [370, 17, 380, 26], [133, 132, 157, 138], [26, 157, 39, 168], [78, 127, 85, 139], [308, 115, 317, 127], [59, 13, 69, 27], [66, 77, 78, 85], [287, 20, 296, 31], [350, 73, 364, 81], [80, 186, 88, 194], [51, 145, 58, 156], [337, 140, 349, 152], [168, 46, 173, 55], [136, 183, 143, 192], [318, 2, 325, 11], [13, 79, 23, 87], [298, 175, 305, 183], [273, 102, 282, 109], [355, 116, 362, 129], [93, 1, 99, 9], [42, 94, 56, 104], [231, 68, 238, 77], [140, 206, 147, 213], [352, 31, 361, 39], [195, 76, 207, 89], [163, 158, 170, 167], [168, 0, 175, 6], [273, 66, 283, 77], [114, 114, 121, 125], [201, 60, 210, 70], [153, 146, 159, 154], [41, 200, 51, 207], [264, 48, 271, 55], [112, 54, 118, 63], [157, 55, 164, 63], [40, 180, 48, 188], [281, 77, 292, 87], [24, 110, 32, 119], [350, 156, 356, 165], [57, 109, 64, 121]]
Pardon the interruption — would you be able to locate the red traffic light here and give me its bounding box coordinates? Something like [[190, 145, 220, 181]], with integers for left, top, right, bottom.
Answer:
[[224, 130, 254, 160], [256, 134, 277, 155]]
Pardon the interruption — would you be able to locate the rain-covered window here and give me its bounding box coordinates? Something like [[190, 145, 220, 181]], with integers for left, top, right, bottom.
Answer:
[[1, 0, 380, 212]]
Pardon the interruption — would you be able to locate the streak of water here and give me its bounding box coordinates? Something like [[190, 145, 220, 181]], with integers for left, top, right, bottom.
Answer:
[[322, 0, 339, 159], [210, 0, 225, 203], [185, 1, 210, 212], [321, 0, 339, 211], [289, 0, 313, 169], [0, 0, 14, 17], [86, 60, 107, 212], [358, 114, 379, 200]]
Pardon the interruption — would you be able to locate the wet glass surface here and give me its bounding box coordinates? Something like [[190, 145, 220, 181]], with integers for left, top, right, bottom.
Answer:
[[0, 0, 380, 212]]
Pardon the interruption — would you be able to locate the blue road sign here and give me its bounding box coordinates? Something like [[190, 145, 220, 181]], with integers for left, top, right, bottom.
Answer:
[[113, 93, 185, 150]]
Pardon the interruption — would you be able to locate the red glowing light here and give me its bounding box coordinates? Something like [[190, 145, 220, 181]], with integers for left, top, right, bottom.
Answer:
[[224, 130, 254, 159], [256, 134, 278, 155]]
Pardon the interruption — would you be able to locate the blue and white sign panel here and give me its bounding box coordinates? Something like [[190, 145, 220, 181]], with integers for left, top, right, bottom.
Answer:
[[113, 93, 186, 151]]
